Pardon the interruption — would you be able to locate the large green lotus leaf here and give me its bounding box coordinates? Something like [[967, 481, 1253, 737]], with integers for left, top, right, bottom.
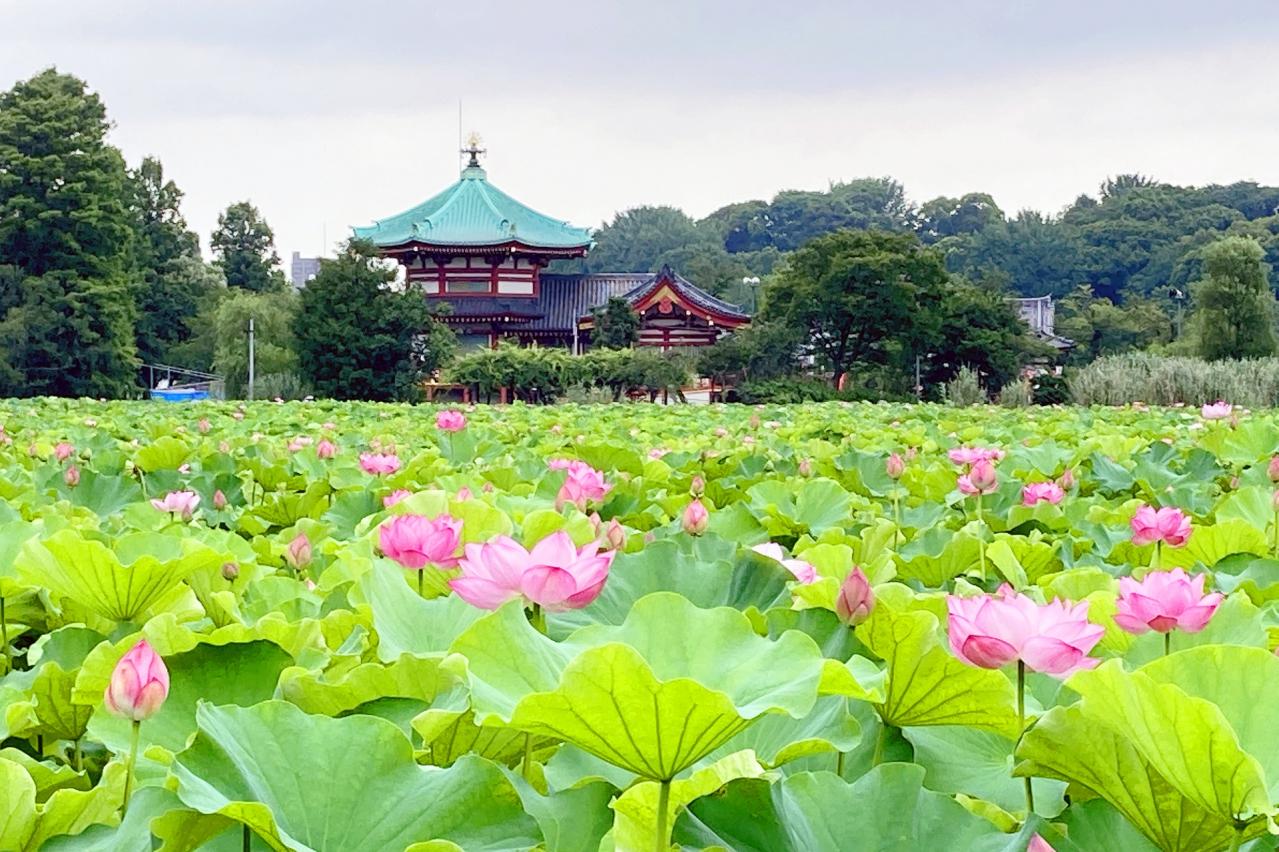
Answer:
[[0, 521, 41, 597], [0, 747, 89, 798], [903, 725, 1066, 817], [88, 640, 292, 758], [0, 758, 125, 852], [985, 533, 1060, 587], [169, 702, 540, 852], [1015, 703, 1259, 852], [512, 779, 614, 852], [278, 653, 467, 717], [353, 561, 485, 661], [134, 436, 191, 473], [707, 695, 861, 768], [745, 478, 851, 536], [894, 527, 982, 587], [674, 763, 1028, 851], [611, 750, 766, 852], [453, 592, 824, 779], [1160, 519, 1268, 569], [17, 530, 221, 622], [6, 626, 106, 742], [854, 596, 1019, 737], [1216, 485, 1275, 532], [65, 471, 144, 518], [38, 787, 235, 852], [1053, 799, 1161, 852], [549, 537, 791, 636]]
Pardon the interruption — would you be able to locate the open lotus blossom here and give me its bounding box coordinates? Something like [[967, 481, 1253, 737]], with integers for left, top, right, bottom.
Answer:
[[436, 410, 467, 432], [886, 453, 906, 479], [1114, 568, 1223, 635], [1201, 401, 1233, 420], [383, 489, 412, 508], [378, 513, 462, 570], [682, 498, 709, 535], [1022, 481, 1064, 506], [151, 490, 200, 519], [316, 439, 337, 459], [947, 584, 1103, 677], [360, 452, 401, 475], [957, 458, 998, 496], [752, 542, 818, 584], [835, 567, 875, 625], [1130, 505, 1192, 547], [949, 446, 1004, 466], [451, 531, 615, 612], [552, 459, 611, 509], [104, 640, 170, 722]]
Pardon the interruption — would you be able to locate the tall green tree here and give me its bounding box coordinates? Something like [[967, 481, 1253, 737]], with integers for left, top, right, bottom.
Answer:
[[127, 156, 222, 365], [590, 296, 640, 349], [211, 201, 284, 292], [1193, 236, 1277, 360], [0, 69, 138, 397], [761, 229, 947, 385], [581, 206, 748, 295], [924, 281, 1039, 391], [294, 240, 456, 400], [212, 288, 299, 398]]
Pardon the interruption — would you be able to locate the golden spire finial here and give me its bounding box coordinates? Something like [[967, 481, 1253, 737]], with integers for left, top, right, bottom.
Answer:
[[462, 132, 486, 168]]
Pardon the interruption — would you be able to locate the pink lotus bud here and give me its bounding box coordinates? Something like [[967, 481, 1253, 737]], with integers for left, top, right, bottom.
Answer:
[[198, 418, 211, 434], [218, 440, 231, 453], [550, 423, 563, 434], [383, 489, 412, 508], [103, 640, 169, 722], [284, 533, 312, 570], [1268, 456, 1279, 483], [316, 439, 337, 459], [1028, 835, 1055, 852], [322, 421, 336, 431], [456, 487, 473, 501], [682, 499, 709, 536], [714, 427, 728, 438], [213, 489, 227, 510], [287, 439, 305, 453], [27, 443, 38, 458], [1273, 489, 1279, 512], [798, 458, 813, 477], [588, 512, 603, 536], [835, 567, 875, 625], [885, 453, 905, 479], [221, 561, 239, 581], [482, 481, 494, 493], [1057, 467, 1075, 490], [54, 442, 74, 461], [689, 475, 705, 497], [64, 464, 80, 487], [957, 459, 998, 496], [604, 518, 627, 551], [232, 411, 244, 421], [749, 415, 761, 429], [1229, 476, 1240, 490]]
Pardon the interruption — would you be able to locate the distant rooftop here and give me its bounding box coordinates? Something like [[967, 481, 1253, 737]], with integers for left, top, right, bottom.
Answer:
[[352, 137, 593, 253]]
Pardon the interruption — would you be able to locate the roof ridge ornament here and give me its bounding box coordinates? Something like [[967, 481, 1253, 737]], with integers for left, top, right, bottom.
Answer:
[[461, 131, 486, 172]]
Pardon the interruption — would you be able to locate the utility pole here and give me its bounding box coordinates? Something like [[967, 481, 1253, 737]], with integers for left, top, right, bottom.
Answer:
[[247, 317, 256, 401]]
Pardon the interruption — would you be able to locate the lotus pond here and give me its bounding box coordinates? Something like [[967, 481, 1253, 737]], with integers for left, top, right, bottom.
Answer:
[[1, 398, 1278, 851]]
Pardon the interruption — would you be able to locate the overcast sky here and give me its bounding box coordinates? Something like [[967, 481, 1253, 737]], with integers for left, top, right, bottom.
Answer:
[[4, 1, 1278, 263]]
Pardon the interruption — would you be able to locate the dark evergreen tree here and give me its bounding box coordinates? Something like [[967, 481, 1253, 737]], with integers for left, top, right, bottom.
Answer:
[[590, 297, 640, 349], [211, 201, 284, 292], [294, 240, 456, 400], [0, 69, 138, 397]]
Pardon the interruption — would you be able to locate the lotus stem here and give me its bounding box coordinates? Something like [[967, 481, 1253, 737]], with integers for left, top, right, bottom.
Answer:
[[1272, 509, 1279, 558], [872, 721, 888, 767], [74, 737, 82, 773], [1226, 826, 1244, 852], [416, 569, 424, 599], [528, 604, 547, 635], [1164, 632, 1172, 657], [243, 823, 252, 852], [835, 750, 844, 777], [1018, 660, 1035, 816], [892, 490, 903, 546], [654, 778, 671, 852], [521, 733, 534, 782], [0, 596, 9, 674], [121, 719, 141, 817], [1154, 540, 1162, 572], [975, 494, 987, 578]]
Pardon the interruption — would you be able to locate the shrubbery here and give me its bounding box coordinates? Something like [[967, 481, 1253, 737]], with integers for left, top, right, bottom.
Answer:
[[1069, 353, 1279, 406], [447, 343, 691, 403]]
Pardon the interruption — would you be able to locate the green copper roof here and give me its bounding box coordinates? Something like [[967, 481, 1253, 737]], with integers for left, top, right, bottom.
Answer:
[[353, 164, 594, 251]]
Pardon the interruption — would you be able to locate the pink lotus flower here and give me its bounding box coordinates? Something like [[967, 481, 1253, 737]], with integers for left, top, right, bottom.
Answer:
[[360, 452, 402, 475], [151, 490, 200, 520], [553, 460, 611, 510], [648, 448, 669, 460], [54, 441, 74, 461], [383, 489, 412, 508], [949, 447, 1004, 466], [1114, 568, 1223, 635], [886, 453, 906, 479], [1028, 835, 1055, 852], [1201, 401, 1232, 420], [947, 584, 1103, 677], [212, 489, 227, 510], [798, 458, 813, 477], [682, 499, 709, 535], [1268, 456, 1279, 483], [957, 459, 998, 496], [104, 640, 170, 722], [284, 533, 312, 569], [1057, 467, 1075, 490], [752, 542, 818, 584], [1130, 505, 1192, 547], [232, 411, 244, 421], [456, 486, 473, 501], [1022, 481, 1064, 507], [835, 567, 875, 625], [451, 532, 615, 611], [378, 514, 462, 570], [436, 410, 467, 432], [64, 464, 80, 487], [218, 440, 231, 453], [689, 475, 705, 497]]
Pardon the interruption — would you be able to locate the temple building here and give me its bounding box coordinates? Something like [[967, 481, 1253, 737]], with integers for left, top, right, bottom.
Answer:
[[353, 137, 749, 351]]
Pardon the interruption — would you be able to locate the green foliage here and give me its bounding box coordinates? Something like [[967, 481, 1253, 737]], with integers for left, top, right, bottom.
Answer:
[[1193, 236, 1277, 360], [447, 343, 690, 403], [0, 69, 139, 397], [945, 365, 985, 406], [211, 288, 300, 398], [927, 280, 1040, 390], [1069, 352, 1279, 406], [762, 229, 947, 383], [588, 296, 639, 349], [697, 321, 802, 383], [210, 201, 284, 293], [294, 240, 456, 401]]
